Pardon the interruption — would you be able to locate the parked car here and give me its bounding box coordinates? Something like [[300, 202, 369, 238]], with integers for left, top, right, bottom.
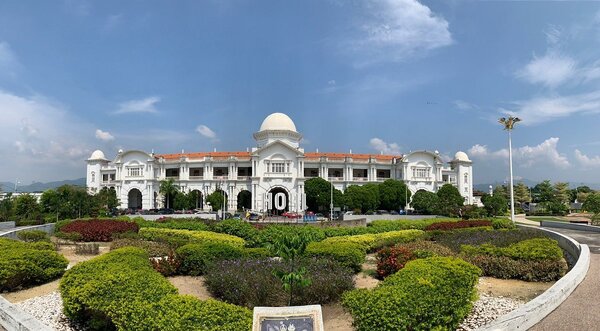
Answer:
[[315, 213, 326, 221], [282, 212, 302, 219], [249, 213, 262, 221], [158, 208, 174, 215]]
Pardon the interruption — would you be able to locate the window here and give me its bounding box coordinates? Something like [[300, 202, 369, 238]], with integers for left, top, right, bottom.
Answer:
[[464, 173, 468, 184], [413, 167, 429, 179], [127, 167, 142, 177], [91, 172, 95, 183], [272, 162, 285, 173]]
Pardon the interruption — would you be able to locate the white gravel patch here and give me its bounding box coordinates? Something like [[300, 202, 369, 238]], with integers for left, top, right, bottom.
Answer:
[[457, 293, 525, 331], [14, 291, 83, 331]]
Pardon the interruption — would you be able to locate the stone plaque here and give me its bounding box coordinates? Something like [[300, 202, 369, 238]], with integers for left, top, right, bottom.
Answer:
[[252, 305, 324, 331]]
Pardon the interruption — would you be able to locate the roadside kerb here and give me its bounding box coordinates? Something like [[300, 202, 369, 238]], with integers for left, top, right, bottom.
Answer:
[[476, 225, 590, 331], [0, 223, 56, 331]]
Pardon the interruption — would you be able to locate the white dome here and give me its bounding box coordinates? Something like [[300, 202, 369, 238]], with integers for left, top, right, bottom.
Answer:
[[259, 113, 297, 132], [89, 150, 106, 160], [454, 151, 470, 162]]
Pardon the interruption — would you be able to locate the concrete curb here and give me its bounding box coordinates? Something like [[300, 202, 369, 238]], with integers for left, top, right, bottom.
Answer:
[[476, 226, 590, 331], [540, 220, 600, 233], [0, 223, 56, 331]]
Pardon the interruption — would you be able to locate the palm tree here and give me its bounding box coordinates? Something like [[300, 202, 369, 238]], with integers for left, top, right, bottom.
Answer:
[[159, 178, 179, 209], [499, 116, 521, 223]]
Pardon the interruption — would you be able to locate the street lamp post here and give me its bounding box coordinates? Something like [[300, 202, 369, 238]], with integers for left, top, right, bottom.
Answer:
[[499, 116, 521, 223], [330, 181, 333, 220], [14, 180, 20, 193]]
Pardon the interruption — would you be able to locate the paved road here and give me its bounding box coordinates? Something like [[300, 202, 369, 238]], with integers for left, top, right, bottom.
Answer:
[[530, 228, 600, 331]]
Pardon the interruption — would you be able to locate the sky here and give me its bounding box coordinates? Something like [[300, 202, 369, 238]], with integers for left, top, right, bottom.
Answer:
[[2, 0, 600, 185]]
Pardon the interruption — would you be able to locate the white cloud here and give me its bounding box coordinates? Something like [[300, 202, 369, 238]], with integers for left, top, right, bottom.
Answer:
[[501, 90, 600, 125], [468, 138, 569, 169], [0, 42, 17, 69], [369, 138, 401, 154], [574, 149, 600, 167], [354, 0, 452, 64], [114, 96, 160, 114], [95, 129, 115, 141], [196, 125, 217, 139], [454, 100, 478, 111], [517, 52, 576, 88]]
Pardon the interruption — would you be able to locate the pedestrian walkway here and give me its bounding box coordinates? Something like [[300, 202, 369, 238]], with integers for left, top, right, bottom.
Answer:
[[530, 227, 600, 331]]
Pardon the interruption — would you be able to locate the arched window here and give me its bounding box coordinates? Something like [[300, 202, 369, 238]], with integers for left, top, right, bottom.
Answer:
[[91, 171, 95, 183], [464, 173, 468, 184]]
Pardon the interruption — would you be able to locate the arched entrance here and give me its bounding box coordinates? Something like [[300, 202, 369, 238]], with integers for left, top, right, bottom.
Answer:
[[128, 188, 143, 210], [190, 190, 203, 210], [237, 190, 251, 211], [268, 187, 289, 216]]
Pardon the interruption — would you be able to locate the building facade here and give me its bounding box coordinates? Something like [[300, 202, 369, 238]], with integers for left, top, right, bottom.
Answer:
[[86, 113, 474, 213]]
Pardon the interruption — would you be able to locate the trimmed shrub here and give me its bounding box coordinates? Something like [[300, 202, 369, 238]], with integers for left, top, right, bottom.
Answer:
[[205, 257, 354, 308], [244, 247, 272, 258], [368, 218, 456, 232], [60, 247, 251, 330], [342, 257, 481, 331], [425, 220, 492, 231], [0, 238, 68, 291], [375, 246, 414, 279], [305, 240, 366, 272], [461, 238, 563, 262], [318, 229, 426, 252], [176, 243, 245, 276], [397, 240, 456, 258], [110, 239, 171, 257], [136, 217, 210, 231], [492, 218, 517, 230], [212, 219, 259, 245], [432, 228, 547, 252], [60, 219, 139, 242], [138, 228, 245, 248], [17, 230, 50, 242], [255, 225, 326, 247]]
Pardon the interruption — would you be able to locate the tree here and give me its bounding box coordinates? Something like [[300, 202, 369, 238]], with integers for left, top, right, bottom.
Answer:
[[482, 193, 508, 217], [363, 183, 381, 211], [553, 182, 570, 205], [159, 179, 179, 209], [237, 190, 251, 211], [378, 179, 411, 212], [493, 185, 508, 200], [583, 193, 600, 224], [14, 194, 41, 220], [304, 177, 343, 212], [96, 187, 119, 211], [173, 192, 190, 210], [343, 185, 378, 213], [410, 190, 439, 215], [206, 190, 226, 212], [436, 184, 464, 217], [533, 180, 553, 203], [514, 182, 531, 205], [0, 193, 15, 222]]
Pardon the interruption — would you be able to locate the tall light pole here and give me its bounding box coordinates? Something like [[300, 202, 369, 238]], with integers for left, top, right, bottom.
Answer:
[[14, 180, 20, 193], [499, 116, 521, 223], [330, 181, 333, 220]]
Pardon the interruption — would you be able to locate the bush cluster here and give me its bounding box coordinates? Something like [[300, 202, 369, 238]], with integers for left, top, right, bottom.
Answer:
[[176, 243, 245, 276], [0, 238, 68, 291], [319, 229, 426, 252], [368, 218, 456, 232], [432, 228, 547, 252], [110, 239, 172, 257], [375, 240, 456, 279], [305, 240, 366, 272], [204, 257, 354, 308], [491, 218, 517, 230], [60, 247, 252, 330], [135, 217, 210, 231], [212, 219, 260, 245], [138, 228, 245, 248], [342, 257, 481, 331], [60, 219, 139, 242], [425, 220, 492, 231], [461, 238, 567, 281], [16, 230, 50, 242]]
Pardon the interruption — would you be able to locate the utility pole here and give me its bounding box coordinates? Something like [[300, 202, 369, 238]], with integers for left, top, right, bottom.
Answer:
[[330, 181, 333, 220], [499, 116, 521, 223]]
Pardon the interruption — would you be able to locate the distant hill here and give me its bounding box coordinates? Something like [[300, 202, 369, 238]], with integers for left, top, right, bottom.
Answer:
[[0, 178, 86, 193], [475, 179, 600, 192]]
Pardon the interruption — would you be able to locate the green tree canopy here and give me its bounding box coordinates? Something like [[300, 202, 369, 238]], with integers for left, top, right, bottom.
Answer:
[[206, 190, 227, 212], [436, 184, 464, 217], [378, 179, 411, 212], [0, 193, 15, 222], [532, 180, 554, 203], [410, 189, 439, 215], [553, 182, 570, 205], [159, 179, 179, 209], [304, 177, 343, 212], [14, 194, 41, 220], [583, 193, 600, 223], [481, 193, 508, 217], [344, 185, 379, 213], [97, 187, 119, 210], [514, 182, 531, 205]]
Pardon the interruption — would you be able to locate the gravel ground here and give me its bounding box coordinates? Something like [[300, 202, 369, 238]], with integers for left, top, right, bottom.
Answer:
[[15, 292, 84, 331], [457, 293, 525, 331]]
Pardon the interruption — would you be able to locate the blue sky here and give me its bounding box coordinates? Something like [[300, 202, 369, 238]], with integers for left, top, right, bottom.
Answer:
[[2, 0, 600, 185]]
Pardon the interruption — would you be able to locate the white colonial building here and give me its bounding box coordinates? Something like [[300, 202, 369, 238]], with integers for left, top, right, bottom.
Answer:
[[86, 113, 473, 213]]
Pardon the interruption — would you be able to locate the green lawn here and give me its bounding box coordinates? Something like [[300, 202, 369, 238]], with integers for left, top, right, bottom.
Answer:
[[525, 216, 568, 222]]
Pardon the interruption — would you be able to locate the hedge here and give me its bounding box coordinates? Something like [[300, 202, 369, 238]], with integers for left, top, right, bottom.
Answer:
[[176, 243, 245, 276], [60, 219, 139, 242], [461, 238, 564, 262], [16, 230, 50, 242], [342, 257, 481, 331], [425, 220, 492, 231], [368, 218, 457, 232], [0, 238, 68, 291], [135, 218, 210, 232], [305, 240, 366, 273], [319, 229, 426, 252], [138, 228, 245, 248], [60, 247, 251, 330]]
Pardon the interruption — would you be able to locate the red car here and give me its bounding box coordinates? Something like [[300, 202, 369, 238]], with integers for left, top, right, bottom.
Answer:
[[282, 212, 302, 219]]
